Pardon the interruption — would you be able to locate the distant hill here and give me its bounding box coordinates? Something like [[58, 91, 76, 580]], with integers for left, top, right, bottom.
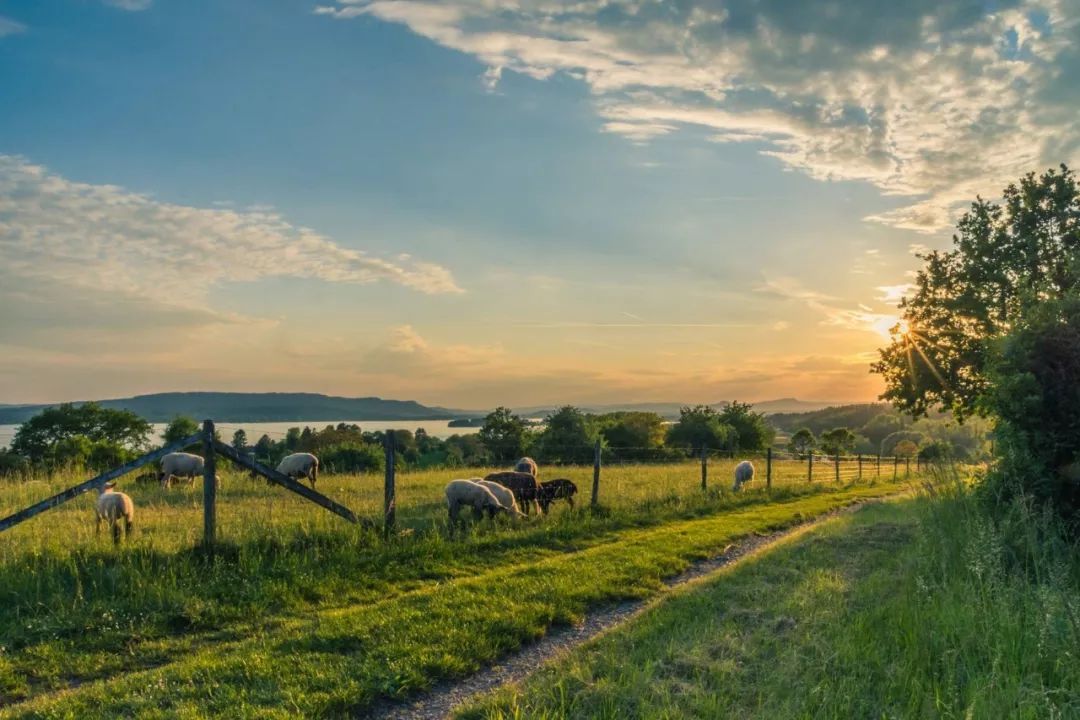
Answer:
[[0, 392, 477, 424], [511, 398, 840, 419], [768, 403, 894, 434]]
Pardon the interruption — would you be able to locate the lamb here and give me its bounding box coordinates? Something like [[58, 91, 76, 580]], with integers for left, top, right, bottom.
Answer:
[[513, 456, 539, 478], [445, 478, 512, 525], [733, 460, 755, 490], [537, 478, 578, 513], [475, 479, 527, 518], [483, 470, 541, 515], [276, 453, 319, 488], [159, 452, 208, 489], [95, 482, 134, 544]]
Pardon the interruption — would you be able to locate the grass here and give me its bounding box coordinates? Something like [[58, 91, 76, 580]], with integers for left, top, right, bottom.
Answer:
[[0, 461, 911, 718], [462, 478, 1080, 719]]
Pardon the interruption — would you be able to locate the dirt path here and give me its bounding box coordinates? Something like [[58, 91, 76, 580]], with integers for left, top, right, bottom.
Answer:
[[371, 497, 890, 720]]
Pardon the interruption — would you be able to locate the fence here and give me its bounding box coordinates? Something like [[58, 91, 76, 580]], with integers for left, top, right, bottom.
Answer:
[[0, 420, 360, 548]]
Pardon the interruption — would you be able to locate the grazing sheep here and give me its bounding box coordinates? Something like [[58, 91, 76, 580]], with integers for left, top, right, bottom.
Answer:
[[276, 453, 319, 488], [159, 452, 208, 489], [733, 460, 755, 490], [483, 470, 541, 515], [445, 479, 511, 525], [475, 479, 527, 518], [95, 482, 134, 544], [538, 478, 578, 513], [513, 457, 539, 478]]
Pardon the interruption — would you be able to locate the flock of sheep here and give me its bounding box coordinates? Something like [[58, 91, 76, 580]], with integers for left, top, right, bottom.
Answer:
[[92, 449, 755, 543]]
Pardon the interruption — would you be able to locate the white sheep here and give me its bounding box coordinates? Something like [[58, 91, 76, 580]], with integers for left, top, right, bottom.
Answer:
[[733, 460, 755, 490], [475, 479, 527, 518], [159, 452, 209, 489], [445, 478, 511, 525], [513, 456, 538, 478], [276, 453, 319, 488], [96, 482, 134, 543]]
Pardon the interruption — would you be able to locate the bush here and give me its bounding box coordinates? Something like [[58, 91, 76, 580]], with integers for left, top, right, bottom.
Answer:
[[319, 442, 385, 474]]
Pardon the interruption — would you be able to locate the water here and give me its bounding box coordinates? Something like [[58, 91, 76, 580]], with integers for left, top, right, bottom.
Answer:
[[0, 419, 481, 450]]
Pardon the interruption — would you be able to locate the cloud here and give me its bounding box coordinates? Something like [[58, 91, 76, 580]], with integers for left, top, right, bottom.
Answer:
[[318, 0, 1080, 232], [0, 155, 463, 315], [876, 284, 914, 305], [0, 16, 26, 37]]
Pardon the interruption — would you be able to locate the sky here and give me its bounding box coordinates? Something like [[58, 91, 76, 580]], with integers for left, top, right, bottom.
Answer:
[[0, 0, 1076, 410]]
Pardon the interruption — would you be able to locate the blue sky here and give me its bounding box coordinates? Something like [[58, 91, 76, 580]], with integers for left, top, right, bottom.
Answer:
[[0, 0, 1075, 408]]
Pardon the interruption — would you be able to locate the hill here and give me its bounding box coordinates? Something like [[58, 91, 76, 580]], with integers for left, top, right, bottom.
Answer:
[[512, 398, 839, 419], [0, 392, 475, 424]]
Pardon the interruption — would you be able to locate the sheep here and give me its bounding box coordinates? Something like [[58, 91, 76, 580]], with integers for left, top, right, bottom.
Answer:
[[537, 478, 578, 513], [95, 482, 134, 544], [276, 453, 319, 488], [475, 479, 527, 518], [445, 479, 512, 525], [159, 452, 209, 489], [483, 470, 541, 515], [733, 460, 755, 490], [513, 456, 539, 478]]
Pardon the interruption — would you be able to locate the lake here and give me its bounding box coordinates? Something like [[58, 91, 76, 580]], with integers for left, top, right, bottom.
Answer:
[[0, 419, 481, 450]]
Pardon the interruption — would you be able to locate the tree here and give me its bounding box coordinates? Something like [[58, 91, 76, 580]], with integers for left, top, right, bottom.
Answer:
[[717, 401, 775, 451], [600, 412, 668, 461], [231, 429, 248, 452], [788, 428, 816, 456], [533, 406, 597, 464], [820, 427, 857, 456], [162, 416, 200, 445], [881, 431, 925, 456], [859, 413, 907, 446], [479, 407, 528, 465], [11, 402, 152, 464], [893, 440, 919, 458], [873, 165, 1080, 420], [666, 406, 735, 454], [285, 427, 302, 451], [918, 440, 953, 462], [253, 434, 274, 461]]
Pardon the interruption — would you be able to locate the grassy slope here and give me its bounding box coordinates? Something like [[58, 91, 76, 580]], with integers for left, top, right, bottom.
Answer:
[[0, 481, 905, 718], [464, 495, 1080, 719]]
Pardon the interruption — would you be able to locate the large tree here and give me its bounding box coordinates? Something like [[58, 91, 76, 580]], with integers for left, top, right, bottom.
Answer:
[[533, 406, 597, 464], [666, 405, 735, 454], [11, 402, 152, 465], [873, 165, 1080, 420], [717, 401, 775, 451], [478, 406, 529, 465]]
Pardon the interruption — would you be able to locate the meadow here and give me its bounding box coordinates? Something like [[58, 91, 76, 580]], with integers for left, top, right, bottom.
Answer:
[[0, 460, 916, 717]]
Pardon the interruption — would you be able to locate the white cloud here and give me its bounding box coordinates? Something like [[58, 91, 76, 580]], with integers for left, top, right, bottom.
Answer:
[[318, 0, 1080, 233], [876, 283, 914, 305], [0, 15, 26, 37], [0, 155, 463, 314]]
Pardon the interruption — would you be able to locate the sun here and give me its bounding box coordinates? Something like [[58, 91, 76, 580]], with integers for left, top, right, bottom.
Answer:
[[872, 315, 909, 340]]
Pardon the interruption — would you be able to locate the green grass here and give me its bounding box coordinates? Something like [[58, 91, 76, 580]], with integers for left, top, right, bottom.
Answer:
[[0, 461, 910, 718], [462, 482, 1080, 719]]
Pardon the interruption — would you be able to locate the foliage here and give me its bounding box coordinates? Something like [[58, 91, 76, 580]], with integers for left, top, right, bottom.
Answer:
[[787, 428, 816, 456], [666, 406, 735, 454], [0, 448, 31, 478], [10, 402, 152, 467], [873, 165, 1080, 420], [598, 412, 671, 461], [161, 416, 200, 445], [231, 429, 248, 452], [983, 293, 1080, 525], [717, 401, 775, 451], [319, 442, 385, 474], [880, 430, 925, 456], [478, 407, 530, 465], [819, 427, 857, 455], [893, 440, 919, 458], [917, 440, 953, 462], [533, 406, 599, 464]]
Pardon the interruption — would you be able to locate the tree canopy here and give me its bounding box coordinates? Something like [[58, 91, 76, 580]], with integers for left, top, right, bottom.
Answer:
[[873, 165, 1080, 420], [11, 402, 152, 465], [666, 406, 735, 454], [478, 407, 529, 465]]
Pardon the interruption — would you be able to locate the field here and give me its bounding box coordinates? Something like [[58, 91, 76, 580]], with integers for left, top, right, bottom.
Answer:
[[462, 488, 1080, 719], [0, 460, 917, 717]]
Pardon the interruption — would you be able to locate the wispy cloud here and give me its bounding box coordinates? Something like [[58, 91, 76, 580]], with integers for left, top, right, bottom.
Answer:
[[0, 15, 26, 37], [318, 0, 1080, 233]]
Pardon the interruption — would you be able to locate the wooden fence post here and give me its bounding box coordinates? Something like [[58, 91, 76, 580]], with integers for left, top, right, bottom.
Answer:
[[893, 456, 899, 480], [383, 433, 396, 537], [591, 440, 601, 507], [700, 446, 708, 491], [807, 452, 814, 482], [766, 448, 772, 490], [857, 453, 863, 481], [834, 451, 840, 482], [906, 457, 911, 477], [202, 419, 217, 548], [877, 453, 882, 478]]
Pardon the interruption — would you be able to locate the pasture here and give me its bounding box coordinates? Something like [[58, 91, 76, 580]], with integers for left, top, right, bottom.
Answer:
[[0, 460, 916, 717]]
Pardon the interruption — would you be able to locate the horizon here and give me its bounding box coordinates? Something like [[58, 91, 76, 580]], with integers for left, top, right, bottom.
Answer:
[[2, 1, 1075, 406]]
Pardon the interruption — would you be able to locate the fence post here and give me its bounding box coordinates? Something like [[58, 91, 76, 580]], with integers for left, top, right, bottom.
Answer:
[[807, 451, 813, 482], [834, 451, 840, 482], [893, 455, 899, 480], [700, 446, 708, 491], [857, 453, 863, 481], [383, 433, 396, 537], [591, 440, 601, 507], [202, 419, 217, 548], [766, 447, 772, 491], [877, 453, 882, 478], [906, 457, 911, 477]]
